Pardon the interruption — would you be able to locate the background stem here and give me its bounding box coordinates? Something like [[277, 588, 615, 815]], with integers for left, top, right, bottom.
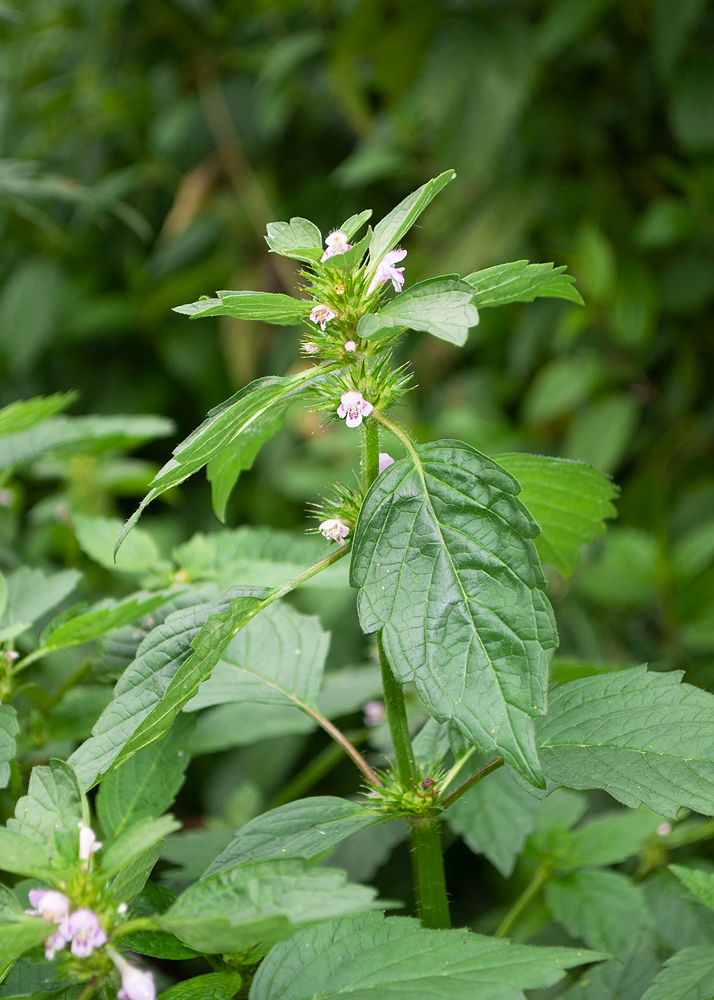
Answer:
[[495, 862, 551, 938]]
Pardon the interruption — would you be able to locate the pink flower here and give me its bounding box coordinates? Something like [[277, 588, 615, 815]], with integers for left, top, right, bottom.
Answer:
[[363, 700, 386, 726], [344, 340, 357, 352], [26, 890, 71, 923], [44, 930, 67, 961], [378, 452, 394, 473], [656, 822, 672, 836], [321, 231, 352, 262], [78, 823, 102, 861], [60, 909, 107, 958], [309, 304, 338, 331], [368, 248, 407, 295], [337, 391, 373, 429], [319, 519, 350, 544], [109, 949, 156, 1000], [301, 341, 320, 355]]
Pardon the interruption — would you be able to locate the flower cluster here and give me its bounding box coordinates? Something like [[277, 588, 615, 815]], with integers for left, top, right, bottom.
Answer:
[[27, 890, 106, 960]]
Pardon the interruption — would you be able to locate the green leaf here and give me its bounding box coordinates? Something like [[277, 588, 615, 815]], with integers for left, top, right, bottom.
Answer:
[[669, 865, 714, 913], [68, 586, 265, 788], [0, 567, 81, 629], [73, 514, 167, 575], [99, 814, 181, 878], [109, 840, 165, 903], [0, 829, 52, 876], [0, 413, 173, 471], [536, 666, 714, 816], [0, 391, 77, 437], [186, 601, 329, 714], [0, 705, 19, 790], [190, 702, 315, 755], [158, 859, 379, 955], [250, 912, 606, 1000], [463, 260, 583, 307], [351, 440, 558, 787], [494, 454, 617, 577], [201, 797, 382, 878], [158, 972, 243, 1000], [546, 870, 653, 951], [645, 870, 714, 952], [555, 810, 663, 871], [116, 372, 317, 551], [0, 956, 65, 997], [366, 169, 456, 272], [0, 921, 52, 968], [96, 714, 194, 842], [8, 760, 86, 867], [640, 946, 714, 1000], [0, 883, 24, 921], [560, 929, 660, 1000], [358, 277, 480, 346], [122, 926, 201, 961], [446, 766, 540, 877], [337, 209, 372, 241], [265, 217, 323, 262], [173, 291, 313, 324], [210, 526, 348, 592], [574, 528, 659, 609]]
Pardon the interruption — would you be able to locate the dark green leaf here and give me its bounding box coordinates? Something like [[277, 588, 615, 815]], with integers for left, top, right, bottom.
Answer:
[[173, 291, 313, 324], [265, 217, 323, 262], [8, 760, 86, 867], [669, 865, 714, 913], [0, 921, 52, 968], [358, 277, 480, 346], [351, 440, 557, 786], [463, 260, 583, 307], [158, 972, 243, 1000], [122, 928, 201, 961], [546, 870, 653, 951], [0, 705, 19, 790], [640, 946, 714, 1000], [366, 169, 456, 271], [560, 929, 660, 1000]]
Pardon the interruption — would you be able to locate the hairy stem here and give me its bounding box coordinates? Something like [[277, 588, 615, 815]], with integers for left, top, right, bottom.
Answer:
[[377, 633, 418, 789], [440, 758, 504, 809], [495, 862, 551, 938], [410, 815, 452, 929]]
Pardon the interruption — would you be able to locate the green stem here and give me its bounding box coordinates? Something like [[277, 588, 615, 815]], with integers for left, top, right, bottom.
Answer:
[[495, 862, 551, 938], [110, 917, 156, 940], [440, 758, 504, 809], [377, 632, 418, 788], [269, 729, 370, 808], [409, 815, 451, 929], [76, 979, 98, 1000], [361, 418, 380, 494]]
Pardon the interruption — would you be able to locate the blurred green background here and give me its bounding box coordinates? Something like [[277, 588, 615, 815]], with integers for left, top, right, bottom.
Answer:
[[2, 0, 714, 692]]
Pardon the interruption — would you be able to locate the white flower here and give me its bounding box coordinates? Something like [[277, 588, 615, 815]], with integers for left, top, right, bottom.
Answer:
[[301, 341, 320, 355], [344, 340, 357, 352], [337, 391, 373, 429], [368, 248, 407, 295], [109, 950, 156, 1000], [309, 304, 338, 331], [60, 908, 107, 958], [363, 700, 386, 726], [26, 889, 71, 923], [319, 519, 350, 544], [321, 230, 352, 262], [378, 452, 394, 473], [78, 822, 102, 861]]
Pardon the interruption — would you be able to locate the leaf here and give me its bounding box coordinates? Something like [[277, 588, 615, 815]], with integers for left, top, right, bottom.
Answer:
[[0, 829, 52, 876], [555, 810, 664, 871], [644, 870, 714, 952], [158, 859, 379, 955], [640, 946, 714, 1000], [535, 666, 714, 816], [463, 260, 583, 307], [96, 714, 194, 841], [265, 217, 323, 262], [158, 972, 243, 1000], [99, 815, 181, 878], [0, 883, 24, 921], [122, 926, 201, 960], [73, 514, 167, 575], [351, 440, 558, 787], [0, 414, 173, 471], [8, 760, 86, 867], [560, 929, 660, 1000], [0, 921, 52, 968], [0, 391, 77, 437], [366, 169, 456, 272], [545, 870, 653, 951], [190, 702, 315, 755], [0, 705, 19, 790], [446, 765, 540, 877], [109, 840, 165, 903], [0, 567, 81, 629], [250, 912, 606, 1000], [116, 372, 317, 551], [173, 291, 313, 324], [357, 277, 480, 346], [186, 601, 329, 714], [68, 586, 265, 789], [211, 526, 348, 592], [669, 865, 714, 913], [337, 209, 372, 241], [201, 797, 382, 879]]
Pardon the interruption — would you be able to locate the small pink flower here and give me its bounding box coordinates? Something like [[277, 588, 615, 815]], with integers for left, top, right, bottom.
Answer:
[[301, 341, 320, 355], [363, 700, 386, 727], [656, 822, 672, 836], [368, 248, 407, 295], [321, 231, 352, 262], [337, 391, 373, 429], [309, 304, 338, 331], [61, 909, 107, 958], [78, 823, 102, 861], [344, 340, 357, 352], [109, 949, 156, 1000], [26, 890, 71, 923], [319, 519, 350, 544], [378, 452, 394, 473], [45, 930, 67, 961]]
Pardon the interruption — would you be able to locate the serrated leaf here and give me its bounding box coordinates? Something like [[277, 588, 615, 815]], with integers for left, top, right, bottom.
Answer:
[[645, 871, 714, 952], [366, 169, 456, 272], [546, 870, 653, 951], [0, 829, 52, 876], [158, 859, 379, 955], [0, 954, 65, 997], [351, 440, 558, 787], [201, 798, 382, 879], [122, 927, 201, 961], [0, 392, 76, 437], [536, 666, 714, 816], [207, 408, 286, 522], [0, 921, 52, 968], [495, 454, 618, 576], [99, 814, 181, 878], [0, 567, 81, 629], [73, 514, 167, 575], [640, 946, 714, 1000], [555, 810, 663, 871], [8, 760, 86, 867], [358, 277, 480, 346], [463, 260, 583, 307], [116, 372, 317, 551], [446, 765, 540, 877], [265, 217, 323, 263], [158, 972, 243, 1000], [560, 929, 660, 1000], [250, 912, 605, 1000], [0, 705, 19, 790], [670, 865, 714, 912], [211, 526, 348, 592], [173, 291, 313, 324], [96, 714, 193, 842], [68, 586, 266, 789], [0, 414, 173, 471]]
